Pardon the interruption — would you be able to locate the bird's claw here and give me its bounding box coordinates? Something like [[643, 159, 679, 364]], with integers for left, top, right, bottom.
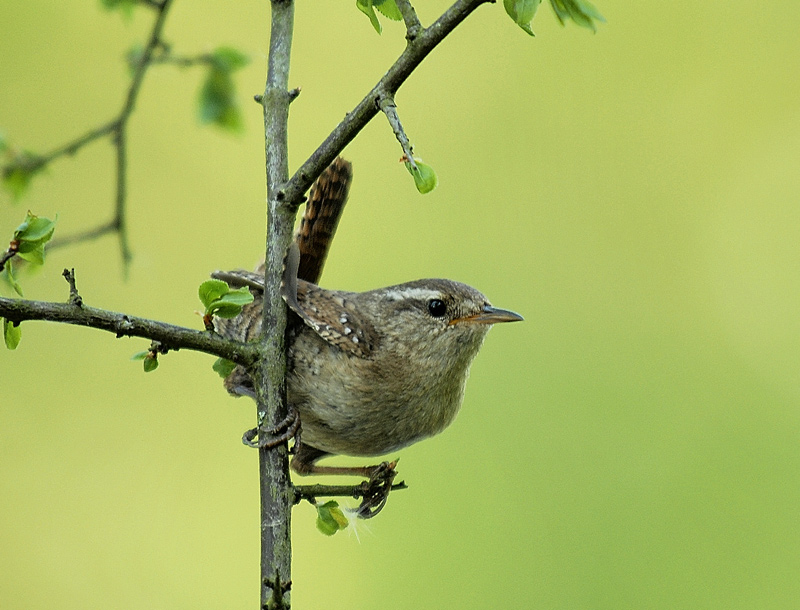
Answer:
[[355, 460, 398, 519], [242, 408, 301, 449]]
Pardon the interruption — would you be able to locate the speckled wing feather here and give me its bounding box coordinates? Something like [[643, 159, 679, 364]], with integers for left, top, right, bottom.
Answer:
[[281, 242, 375, 359]]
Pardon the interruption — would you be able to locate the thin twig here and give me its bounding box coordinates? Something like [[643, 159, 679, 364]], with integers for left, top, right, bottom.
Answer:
[[293, 481, 409, 503], [47, 220, 118, 251], [0, 246, 17, 273], [0, 296, 259, 366], [61, 268, 83, 307], [147, 53, 214, 67], [378, 93, 417, 171]]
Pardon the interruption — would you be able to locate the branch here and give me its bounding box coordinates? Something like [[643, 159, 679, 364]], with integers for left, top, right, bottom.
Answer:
[[280, 0, 492, 207], [2, 0, 175, 272], [0, 292, 258, 366], [294, 481, 408, 500], [256, 1, 296, 607]]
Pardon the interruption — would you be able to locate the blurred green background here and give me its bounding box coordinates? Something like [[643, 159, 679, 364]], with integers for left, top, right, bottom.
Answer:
[[2, 1, 799, 608]]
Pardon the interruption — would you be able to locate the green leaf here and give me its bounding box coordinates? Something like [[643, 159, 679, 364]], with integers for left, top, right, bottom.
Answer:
[[2, 261, 23, 297], [199, 279, 231, 309], [356, 0, 383, 34], [198, 68, 244, 133], [211, 47, 249, 72], [404, 157, 438, 194], [14, 211, 57, 246], [201, 282, 253, 319], [549, 0, 605, 31], [100, 0, 136, 19], [3, 318, 21, 350], [217, 286, 254, 307], [206, 301, 244, 319], [316, 501, 349, 536], [143, 354, 159, 372], [504, 0, 541, 36], [17, 244, 45, 265], [374, 0, 402, 21], [212, 358, 237, 379], [131, 351, 150, 361], [3, 167, 34, 201]]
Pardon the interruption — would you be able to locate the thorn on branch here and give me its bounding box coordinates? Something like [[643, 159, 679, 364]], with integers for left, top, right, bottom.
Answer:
[[62, 268, 83, 308], [263, 572, 291, 610], [288, 87, 301, 103], [395, 0, 423, 41]]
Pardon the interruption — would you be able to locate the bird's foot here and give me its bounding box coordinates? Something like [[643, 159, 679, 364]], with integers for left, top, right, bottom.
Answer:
[[242, 407, 301, 449], [355, 460, 398, 519]]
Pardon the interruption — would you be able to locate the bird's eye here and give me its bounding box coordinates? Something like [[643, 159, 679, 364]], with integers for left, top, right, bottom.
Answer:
[[427, 299, 447, 318]]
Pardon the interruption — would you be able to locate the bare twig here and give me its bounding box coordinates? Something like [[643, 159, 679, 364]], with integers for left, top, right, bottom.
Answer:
[[294, 481, 409, 503], [280, 0, 492, 207], [147, 52, 214, 67], [0, 245, 17, 273], [379, 93, 417, 171], [61, 268, 82, 307], [0, 295, 258, 366]]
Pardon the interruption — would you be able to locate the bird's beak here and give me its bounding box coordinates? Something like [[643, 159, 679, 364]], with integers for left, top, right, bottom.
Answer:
[[451, 305, 524, 325]]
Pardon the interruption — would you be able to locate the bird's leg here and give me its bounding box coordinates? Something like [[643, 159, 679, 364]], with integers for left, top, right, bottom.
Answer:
[[290, 444, 398, 518], [242, 406, 301, 449]]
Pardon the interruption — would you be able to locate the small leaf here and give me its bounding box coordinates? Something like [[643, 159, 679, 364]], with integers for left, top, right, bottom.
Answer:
[[17, 244, 45, 265], [199, 279, 231, 309], [3, 318, 21, 350], [504, 0, 541, 36], [212, 358, 236, 379], [14, 211, 57, 247], [316, 501, 349, 536], [198, 68, 244, 133], [549, 0, 605, 31], [206, 301, 245, 319], [100, 0, 137, 19], [211, 47, 249, 72], [404, 157, 438, 194], [374, 0, 402, 21], [206, 287, 253, 318], [2, 261, 24, 297], [356, 0, 383, 34], [143, 354, 159, 372], [3, 167, 34, 201], [217, 286, 254, 307], [131, 351, 150, 361]]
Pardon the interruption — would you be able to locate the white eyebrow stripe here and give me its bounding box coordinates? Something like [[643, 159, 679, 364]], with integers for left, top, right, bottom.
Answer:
[[383, 287, 442, 301]]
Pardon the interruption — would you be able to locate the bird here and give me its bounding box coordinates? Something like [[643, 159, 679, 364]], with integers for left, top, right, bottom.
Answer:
[[212, 159, 522, 488]]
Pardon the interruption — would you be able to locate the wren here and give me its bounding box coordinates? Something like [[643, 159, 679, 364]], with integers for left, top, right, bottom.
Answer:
[[212, 159, 522, 482]]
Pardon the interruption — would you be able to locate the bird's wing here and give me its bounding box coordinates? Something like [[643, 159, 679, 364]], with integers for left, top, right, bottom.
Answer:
[[282, 242, 375, 359]]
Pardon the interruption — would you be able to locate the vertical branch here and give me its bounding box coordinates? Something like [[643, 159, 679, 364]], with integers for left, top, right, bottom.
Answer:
[[257, 0, 296, 608]]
